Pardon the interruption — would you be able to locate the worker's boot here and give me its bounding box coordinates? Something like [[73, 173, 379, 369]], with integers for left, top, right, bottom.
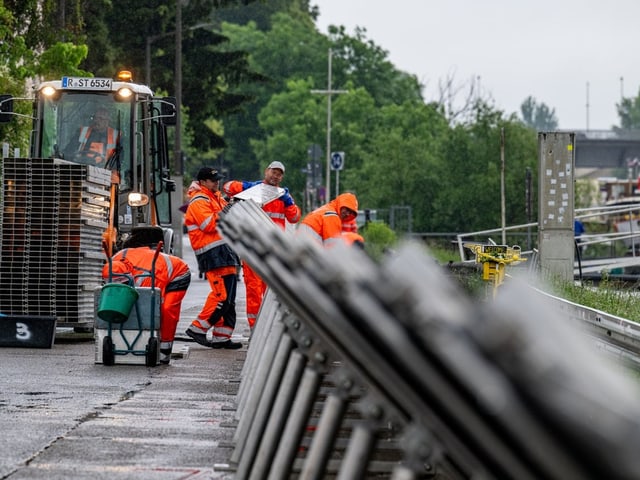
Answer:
[[160, 341, 173, 365]]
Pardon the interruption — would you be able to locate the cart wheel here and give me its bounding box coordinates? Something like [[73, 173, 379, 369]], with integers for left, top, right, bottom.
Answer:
[[102, 336, 115, 366], [146, 337, 159, 367]]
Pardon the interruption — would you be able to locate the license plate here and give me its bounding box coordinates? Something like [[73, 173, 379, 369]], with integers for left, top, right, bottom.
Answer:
[[61, 77, 113, 90], [482, 245, 508, 255]]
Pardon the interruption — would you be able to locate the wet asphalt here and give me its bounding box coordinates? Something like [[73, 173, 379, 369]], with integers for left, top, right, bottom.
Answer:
[[0, 236, 248, 479]]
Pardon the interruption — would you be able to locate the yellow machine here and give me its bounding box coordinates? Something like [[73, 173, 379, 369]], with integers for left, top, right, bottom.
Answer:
[[464, 243, 526, 298]]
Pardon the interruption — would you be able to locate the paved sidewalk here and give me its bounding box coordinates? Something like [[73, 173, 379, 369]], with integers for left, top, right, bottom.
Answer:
[[0, 236, 247, 480]]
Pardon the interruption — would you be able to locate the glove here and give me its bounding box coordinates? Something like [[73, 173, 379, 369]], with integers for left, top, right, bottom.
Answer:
[[280, 187, 294, 207]]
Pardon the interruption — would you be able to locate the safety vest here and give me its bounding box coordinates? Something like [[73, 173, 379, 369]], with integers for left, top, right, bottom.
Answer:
[[78, 126, 118, 163]]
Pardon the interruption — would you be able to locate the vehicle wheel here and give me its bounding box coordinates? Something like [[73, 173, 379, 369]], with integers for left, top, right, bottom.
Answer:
[[102, 336, 115, 366], [146, 337, 159, 367]]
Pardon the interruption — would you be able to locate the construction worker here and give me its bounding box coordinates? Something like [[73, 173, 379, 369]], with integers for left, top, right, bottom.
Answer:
[[65, 106, 118, 165], [102, 228, 191, 365], [184, 167, 242, 349], [223, 160, 301, 329], [297, 192, 359, 247]]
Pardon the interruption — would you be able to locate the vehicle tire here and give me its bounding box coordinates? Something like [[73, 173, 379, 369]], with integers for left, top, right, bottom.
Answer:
[[146, 337, 159, 367], [102, 336, 115, 366]]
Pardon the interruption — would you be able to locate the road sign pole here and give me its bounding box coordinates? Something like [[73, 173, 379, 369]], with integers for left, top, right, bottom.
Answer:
[[311, 49, 347, 203]]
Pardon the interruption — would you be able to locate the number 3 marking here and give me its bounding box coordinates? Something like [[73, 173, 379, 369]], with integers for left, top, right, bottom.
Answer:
[[16, 322, 32, 341]]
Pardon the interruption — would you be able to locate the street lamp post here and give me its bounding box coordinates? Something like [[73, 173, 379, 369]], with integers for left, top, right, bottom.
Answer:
[[311, 48, 347, 202]]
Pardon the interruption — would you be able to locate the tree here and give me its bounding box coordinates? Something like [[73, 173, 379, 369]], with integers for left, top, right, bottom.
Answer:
[[220, 12, 425, 180], [616, 93, 640, 130], [431, 104, 538, 233], [520, 96, 558, 131], [0, 3, 90, 152]]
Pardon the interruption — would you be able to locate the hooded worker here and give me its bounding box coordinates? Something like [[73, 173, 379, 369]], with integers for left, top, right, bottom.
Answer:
[[297, 192, 359, 248]]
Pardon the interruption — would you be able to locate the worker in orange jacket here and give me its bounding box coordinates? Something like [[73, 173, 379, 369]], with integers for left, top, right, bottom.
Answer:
[[297, 192, 359, 247], [102, 229, 191, 365], [64, 106, 119, 165], [223, 161, 301, 329], [184, 167, 242, 349]]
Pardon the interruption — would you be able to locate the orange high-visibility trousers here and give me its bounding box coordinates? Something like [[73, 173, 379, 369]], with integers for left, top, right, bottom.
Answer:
[[190, 266, 238, 341], [242, 262, 267, 329]]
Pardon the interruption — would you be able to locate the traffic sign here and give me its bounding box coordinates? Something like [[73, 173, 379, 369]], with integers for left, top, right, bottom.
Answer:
[[331, 151, 345, 171]]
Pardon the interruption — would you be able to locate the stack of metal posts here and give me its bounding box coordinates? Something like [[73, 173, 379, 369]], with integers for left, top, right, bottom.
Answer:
[[0, 158, 110, 328], [219, 199, 640, 480]]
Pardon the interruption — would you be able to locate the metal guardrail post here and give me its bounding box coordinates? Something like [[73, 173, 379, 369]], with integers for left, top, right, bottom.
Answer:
[[234, 289, 282, 420], [337, 422, 378, 480], [219, 199, 640, 480], [299, 389, 349, 479], [230, 331, 294, 469], [246, 348, 307, 480], [268, 366, 322, 478]]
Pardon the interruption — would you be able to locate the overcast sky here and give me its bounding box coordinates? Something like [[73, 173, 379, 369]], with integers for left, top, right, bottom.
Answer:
[[313, 0, 640, 131]]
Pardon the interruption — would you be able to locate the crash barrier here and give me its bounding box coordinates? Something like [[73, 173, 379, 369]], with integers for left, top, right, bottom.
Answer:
[[218, 200, 640, 480]]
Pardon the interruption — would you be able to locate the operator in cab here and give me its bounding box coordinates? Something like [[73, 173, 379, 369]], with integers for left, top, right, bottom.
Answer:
[[63, 106, 119, 166]]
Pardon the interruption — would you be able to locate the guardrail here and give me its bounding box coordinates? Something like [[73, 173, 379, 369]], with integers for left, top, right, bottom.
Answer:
[[218, 200, 640, 480]]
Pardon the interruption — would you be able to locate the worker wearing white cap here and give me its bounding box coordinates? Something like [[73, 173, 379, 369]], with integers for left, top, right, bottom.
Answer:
[[223, 161, 301, 329]]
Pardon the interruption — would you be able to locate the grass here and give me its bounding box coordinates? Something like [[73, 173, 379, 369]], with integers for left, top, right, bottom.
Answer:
[[551, 278, 640, 323], [426, 243, 640, 322]]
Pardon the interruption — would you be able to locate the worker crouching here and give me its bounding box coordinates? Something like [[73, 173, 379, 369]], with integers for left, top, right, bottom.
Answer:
[[102, 230, 191, 365]]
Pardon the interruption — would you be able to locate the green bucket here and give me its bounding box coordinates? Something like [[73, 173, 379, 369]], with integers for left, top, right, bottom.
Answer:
[[97, 283, 139, 323]]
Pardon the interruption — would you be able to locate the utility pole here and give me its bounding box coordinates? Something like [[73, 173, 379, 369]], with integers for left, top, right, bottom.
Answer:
[[311, 48, 347, 202], [175, 0, 182, 175]]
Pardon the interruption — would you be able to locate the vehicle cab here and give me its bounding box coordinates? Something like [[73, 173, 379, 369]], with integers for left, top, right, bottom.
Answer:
[[1, 71, 177, 250]]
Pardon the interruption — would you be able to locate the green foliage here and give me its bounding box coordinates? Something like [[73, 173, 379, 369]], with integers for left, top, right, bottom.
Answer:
[[430, 104, 538, 232], [0, 2, 551, 241], [616, 92, 640, 130], [552, 278, 640, 323], [36, 42, 90, 78], [520, 96, 558, 131], [0, 4, 91, 152], [360, 221, 397, 261]]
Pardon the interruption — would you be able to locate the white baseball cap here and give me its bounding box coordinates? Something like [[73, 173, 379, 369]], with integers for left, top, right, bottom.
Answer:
[[267, 161, 285, 172]]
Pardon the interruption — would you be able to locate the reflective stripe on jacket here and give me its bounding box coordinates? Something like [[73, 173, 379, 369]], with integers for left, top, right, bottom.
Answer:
[[184, 181, 228, 255], [78, 126, 118, 159]]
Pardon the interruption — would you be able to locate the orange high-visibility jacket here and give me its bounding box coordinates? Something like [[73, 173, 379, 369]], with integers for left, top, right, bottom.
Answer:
[[78, 126, 118, 162], [102, 247, 190, 293], [298, 192, 358, 247], [223, 180, 301, 229], [184, 181, 228, 256]]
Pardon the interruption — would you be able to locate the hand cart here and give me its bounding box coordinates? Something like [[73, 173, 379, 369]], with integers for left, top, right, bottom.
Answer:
[[95, 242, 163, 366]]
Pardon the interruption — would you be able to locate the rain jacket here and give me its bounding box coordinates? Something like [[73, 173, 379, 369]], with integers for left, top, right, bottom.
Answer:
[[184, 181, 239, 273], [298, 192, 358, 247], [102, 246, 191, 345], [78, 126, 118, 163]]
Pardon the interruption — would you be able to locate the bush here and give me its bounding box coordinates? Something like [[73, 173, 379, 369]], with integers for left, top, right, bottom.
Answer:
[[360, 222, 397, 261]]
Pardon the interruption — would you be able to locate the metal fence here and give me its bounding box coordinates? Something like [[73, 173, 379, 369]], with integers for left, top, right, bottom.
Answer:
[[218, 199, 640, 480]]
